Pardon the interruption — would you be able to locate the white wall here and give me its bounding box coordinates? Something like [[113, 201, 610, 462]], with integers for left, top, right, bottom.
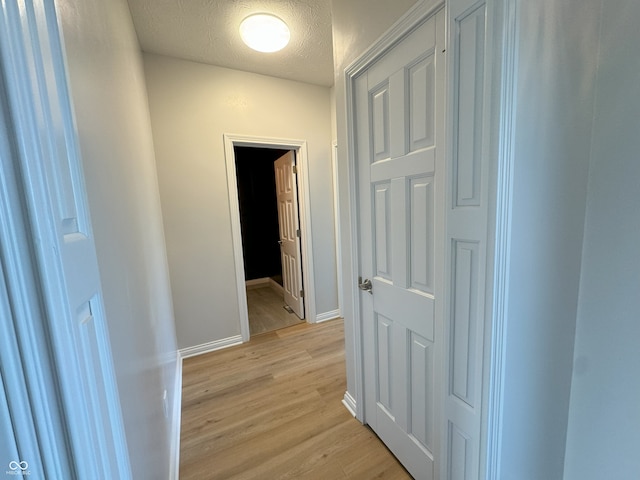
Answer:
[[143, 54, 336, 349], [497, 0, 601, 478], [54, 1, 178, 478], [330, 0, 419, 413], [564, 1, 640, 477]]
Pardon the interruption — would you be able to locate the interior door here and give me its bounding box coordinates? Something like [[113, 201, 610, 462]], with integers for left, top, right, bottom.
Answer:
[[274, 151, 305, 319], [0, 1, 131, 477], [355, 9, 445, 480]]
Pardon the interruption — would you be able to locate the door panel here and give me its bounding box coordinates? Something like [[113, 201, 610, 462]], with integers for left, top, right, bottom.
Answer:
[[374, 183, 392, 279], [409, 176, 435, 293], [451, 241, 479, 406], [357, 9, 446, 480], [371, 85, 391, 161], [409, 332, 434, 450], [274, 151, 305, 319], [409, 57, 436, 151], [376, 315, 393, 411]]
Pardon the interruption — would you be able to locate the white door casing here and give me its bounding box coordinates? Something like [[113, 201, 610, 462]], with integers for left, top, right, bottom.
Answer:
[[355, 8, 446, 480], [224, 134, 317, 341], [331, 142, 344, 318], [0, 1, 131, 478], [274, 151, 305, 319]]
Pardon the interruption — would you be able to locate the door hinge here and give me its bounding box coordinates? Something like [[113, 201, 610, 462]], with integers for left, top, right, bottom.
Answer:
[[300, 289, 304, 298], [296, 229, 301, 238], [292, 165, 297, 174]]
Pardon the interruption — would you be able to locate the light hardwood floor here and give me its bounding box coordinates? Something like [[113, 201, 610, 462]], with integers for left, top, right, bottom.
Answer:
[[180, 319, 412, 479], [246, 285, 303, 335]]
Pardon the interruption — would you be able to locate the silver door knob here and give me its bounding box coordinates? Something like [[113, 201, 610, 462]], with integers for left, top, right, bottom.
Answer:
[[278, 240, 283, 245], [358, 277, 372, 294]]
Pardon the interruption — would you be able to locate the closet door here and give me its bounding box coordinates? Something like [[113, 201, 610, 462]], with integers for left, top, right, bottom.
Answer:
[[355, 9, 446, 480]]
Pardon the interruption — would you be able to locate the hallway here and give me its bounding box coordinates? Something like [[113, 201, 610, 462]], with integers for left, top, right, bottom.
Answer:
[[179, 320, 411, 479]]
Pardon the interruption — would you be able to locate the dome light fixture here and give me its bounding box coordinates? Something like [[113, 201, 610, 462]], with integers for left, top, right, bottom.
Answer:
[[239, 14, 290, 53]]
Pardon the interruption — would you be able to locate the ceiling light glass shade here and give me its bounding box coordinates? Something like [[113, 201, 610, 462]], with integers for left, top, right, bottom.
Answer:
[[240, 14, 290, 53]]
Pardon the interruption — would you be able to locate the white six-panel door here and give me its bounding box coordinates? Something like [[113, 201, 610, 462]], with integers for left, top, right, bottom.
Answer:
[[274, 151, 305, 319], [356, 9, 446, 480], [351, 0, 494, 478]]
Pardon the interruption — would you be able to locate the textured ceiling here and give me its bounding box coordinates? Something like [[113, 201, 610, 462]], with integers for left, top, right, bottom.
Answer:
[[127, 0, 334, 87]]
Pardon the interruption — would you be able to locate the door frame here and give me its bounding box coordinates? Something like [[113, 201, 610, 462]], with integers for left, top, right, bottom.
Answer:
[[223, 134, 317, 341], [343, 0, 517, 478], [331, 141, 344, 318]]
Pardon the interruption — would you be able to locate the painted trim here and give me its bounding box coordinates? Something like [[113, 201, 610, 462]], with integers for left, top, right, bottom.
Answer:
[[342, 392, 357, 418], [169, 355, 183, 480], [269, 278, 284, 295], [223, 134, 317, 342], [245, 278, 286, 305], [343, 0, 446, 425], [315, 310, 341, 323], [484, 0, 518, 478], [245, 278, 270, 288], [344, 67, 364, 422], [179, 335, 243, 359], [344, 0, 445, 78], [331, 141, 344, 318], [245, 277, 284, 296]]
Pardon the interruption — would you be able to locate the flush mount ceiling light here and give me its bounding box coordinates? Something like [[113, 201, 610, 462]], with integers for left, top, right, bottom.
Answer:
[[239, 14, 290, 53]]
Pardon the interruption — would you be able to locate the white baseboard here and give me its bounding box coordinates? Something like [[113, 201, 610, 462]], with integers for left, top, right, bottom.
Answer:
[[169, 355, 183, 480], [342, 391, 357, 417], [179, 335, 243, 359], [245, 277, 270, 289], [315, 309, 341, 323], [269, 278, 284, 295], [246, 277, 284, 296]]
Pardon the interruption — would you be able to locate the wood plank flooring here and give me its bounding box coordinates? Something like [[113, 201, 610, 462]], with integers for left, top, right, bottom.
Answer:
[[180, 319, 412, 479], [246, 285, 303, 335]]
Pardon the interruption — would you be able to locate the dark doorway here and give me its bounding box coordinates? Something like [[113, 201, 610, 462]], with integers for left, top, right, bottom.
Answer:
[[234, 146, 304, 335], [234, 146, 288, 283]]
